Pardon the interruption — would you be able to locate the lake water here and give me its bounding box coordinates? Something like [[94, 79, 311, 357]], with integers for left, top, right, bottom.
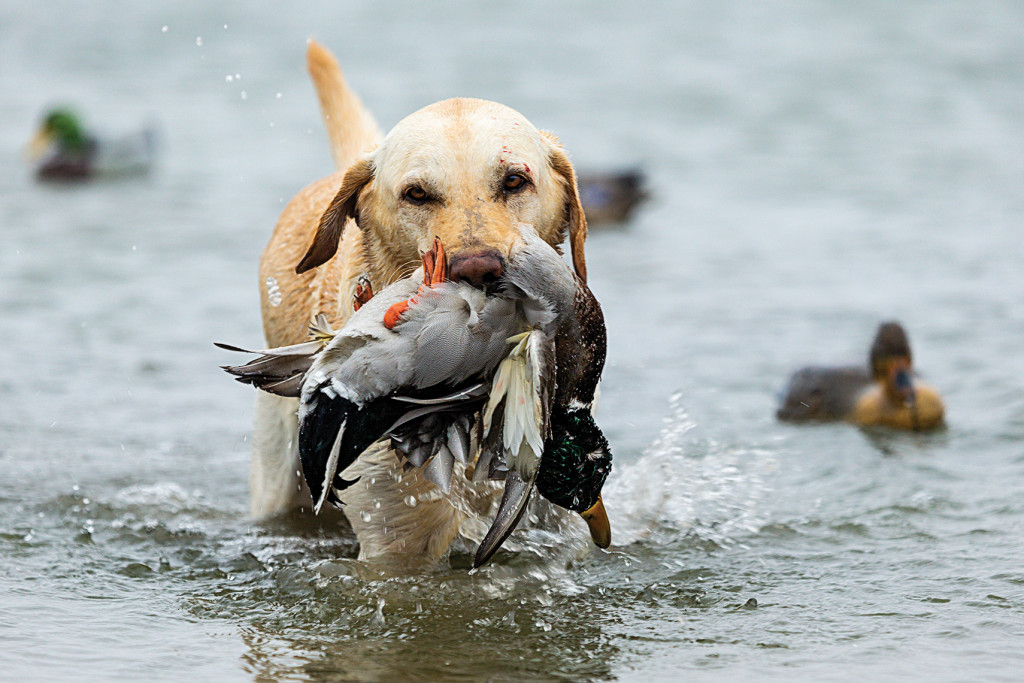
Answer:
[[2, 1, 1023, 680]]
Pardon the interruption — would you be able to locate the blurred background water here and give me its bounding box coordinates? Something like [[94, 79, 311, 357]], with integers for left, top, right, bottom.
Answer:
[[2, 1, 1023, 680]]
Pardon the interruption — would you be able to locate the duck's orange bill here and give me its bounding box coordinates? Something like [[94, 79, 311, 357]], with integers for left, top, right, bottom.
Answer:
[[27, 130, 51, 160], [580, 496, 611, 548]]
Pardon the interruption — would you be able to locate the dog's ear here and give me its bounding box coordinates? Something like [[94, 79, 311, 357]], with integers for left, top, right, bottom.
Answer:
[[544, 139, 588, 283], [295, 158, 374, 274]]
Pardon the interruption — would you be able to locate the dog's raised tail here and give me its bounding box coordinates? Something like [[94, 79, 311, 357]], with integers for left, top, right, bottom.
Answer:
[[306, 39, 382, 171]]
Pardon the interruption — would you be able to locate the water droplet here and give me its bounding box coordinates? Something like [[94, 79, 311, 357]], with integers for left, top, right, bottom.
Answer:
[[240, 91, 247, 100], [223, 24, 228, 29], [225, 74, 234, 82], [195, 36, 202, 46], [374, 501, 381, 509], [161, 25, 168, 33], [359, 510, 372, 523], [404, 495, 417, 507], [275, 92, 283, 99], [265, 277, 282, 306]]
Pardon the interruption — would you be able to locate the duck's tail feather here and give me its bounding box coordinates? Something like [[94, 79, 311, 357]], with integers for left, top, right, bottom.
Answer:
[[216, 316, 335, 398], [216, 339, 322, 398]]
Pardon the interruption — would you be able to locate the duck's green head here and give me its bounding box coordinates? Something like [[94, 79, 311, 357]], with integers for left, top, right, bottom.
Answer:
[[536, 406, 613, 547], [37, 108, 87, 151]]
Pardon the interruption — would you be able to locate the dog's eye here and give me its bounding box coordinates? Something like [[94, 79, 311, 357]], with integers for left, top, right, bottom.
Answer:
[[403, 186, 429, 205], [503, 173, 528, 193]]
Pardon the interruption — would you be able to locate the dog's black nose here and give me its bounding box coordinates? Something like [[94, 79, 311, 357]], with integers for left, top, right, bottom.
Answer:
[[449, 249, 505, 287]]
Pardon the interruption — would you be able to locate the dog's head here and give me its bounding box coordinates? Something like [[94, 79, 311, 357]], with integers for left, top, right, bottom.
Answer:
[[295, 98, 588, 286]]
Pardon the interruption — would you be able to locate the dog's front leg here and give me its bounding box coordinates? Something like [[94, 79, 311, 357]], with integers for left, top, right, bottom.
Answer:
[[249, 391, 312, 518]]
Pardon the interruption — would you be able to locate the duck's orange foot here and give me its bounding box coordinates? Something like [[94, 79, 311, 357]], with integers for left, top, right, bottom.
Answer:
[[422, 236, 448, 286], [353, 275, 373, 312], [383, 299, 411, 330], [383, 237, 449, 330]]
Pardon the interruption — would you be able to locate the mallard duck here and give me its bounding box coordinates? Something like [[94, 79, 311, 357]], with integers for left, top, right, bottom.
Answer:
[[220, 227, 612, 566], [777, 321, 945, 430], [576, 168, 648, 225], [27, 107, 156, 181]]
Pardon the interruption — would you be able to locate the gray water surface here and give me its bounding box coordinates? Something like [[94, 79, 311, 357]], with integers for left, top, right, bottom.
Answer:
[[2, 2, 1024, 680]]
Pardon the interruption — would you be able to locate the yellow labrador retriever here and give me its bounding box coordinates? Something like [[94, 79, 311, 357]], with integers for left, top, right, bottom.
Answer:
[[250, 41, 589, 561]]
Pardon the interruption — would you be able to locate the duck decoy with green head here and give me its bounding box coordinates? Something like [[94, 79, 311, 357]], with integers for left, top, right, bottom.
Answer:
[[777, 321, 945, 430], [28, 107, 156, 181]]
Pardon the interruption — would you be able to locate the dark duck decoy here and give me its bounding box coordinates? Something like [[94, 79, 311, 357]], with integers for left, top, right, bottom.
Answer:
[[28, 107, 156, 181], [219, 227, 612, 566], [777, 321, 945, 430], [576, 168, 648, 226]]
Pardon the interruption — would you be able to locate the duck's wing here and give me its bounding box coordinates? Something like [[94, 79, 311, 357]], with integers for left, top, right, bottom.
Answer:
[[299, 381, 487, 509], [299, 390, 409, 512]]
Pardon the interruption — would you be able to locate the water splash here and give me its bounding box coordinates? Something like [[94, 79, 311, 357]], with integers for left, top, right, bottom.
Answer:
[[604, 393, 775, 548]]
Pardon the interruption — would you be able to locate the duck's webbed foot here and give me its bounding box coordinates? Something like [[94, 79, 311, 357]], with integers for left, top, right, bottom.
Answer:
[[420, 236, 448, 286], [353, 275, 374, 312], [384, 237, 448, 330]]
